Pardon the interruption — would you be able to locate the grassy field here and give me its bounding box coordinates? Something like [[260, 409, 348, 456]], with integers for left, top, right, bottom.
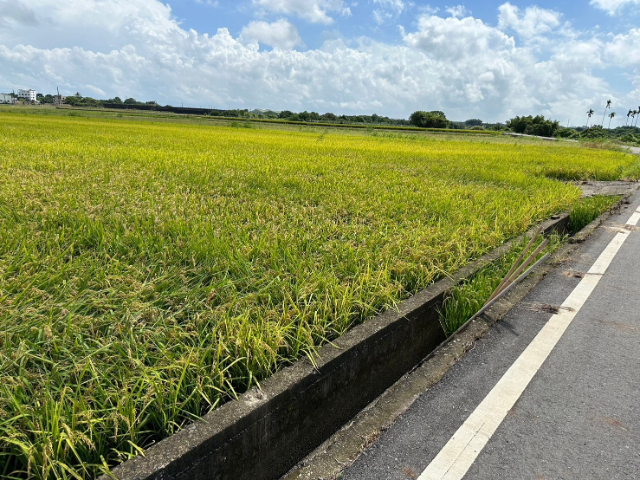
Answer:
[[1, 111, 638, 479], [0, 105, 501, 135]]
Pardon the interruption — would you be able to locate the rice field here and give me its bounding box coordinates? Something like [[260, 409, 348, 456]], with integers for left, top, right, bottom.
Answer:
[[1, 112, 638, 479]]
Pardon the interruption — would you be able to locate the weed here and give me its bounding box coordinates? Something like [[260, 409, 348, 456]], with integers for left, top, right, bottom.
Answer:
[[439, 234, 563, 336]]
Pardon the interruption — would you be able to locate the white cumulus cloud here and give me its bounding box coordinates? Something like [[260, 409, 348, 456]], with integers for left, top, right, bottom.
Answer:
[[252, 0, 351, 24], [0, 0, 38, 27], [0, 0, 180, 52], [498, 2, 561, 39], [0, 0, 639, 127], [445, 5, 470, 18], [604, 28, 640, 65], [372, 0, 408, 25], [403, 15, 515, 61], [590, 0, 640, 15], [240, 19, 303, 49]]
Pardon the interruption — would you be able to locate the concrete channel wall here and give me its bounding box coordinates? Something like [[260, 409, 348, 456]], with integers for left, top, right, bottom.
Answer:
[[103, 215, 571, 480]]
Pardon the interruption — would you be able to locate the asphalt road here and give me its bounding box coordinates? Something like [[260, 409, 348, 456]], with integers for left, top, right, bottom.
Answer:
[[341, 192, 640, 480]]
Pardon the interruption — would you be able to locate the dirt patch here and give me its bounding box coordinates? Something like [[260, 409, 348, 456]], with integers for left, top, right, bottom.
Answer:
[[601, 416, 629, 432], [563, 270, 585, 279], [401, 466, 419, 479], [603, 223, 639, 233], [527, 303, 575, 315]]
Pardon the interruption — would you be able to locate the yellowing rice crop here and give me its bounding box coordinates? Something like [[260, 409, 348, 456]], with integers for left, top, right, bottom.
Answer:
[[0, 112, 638, 478]]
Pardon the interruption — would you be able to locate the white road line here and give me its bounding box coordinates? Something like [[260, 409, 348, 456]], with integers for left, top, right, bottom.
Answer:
[[627, 207, 640, 227], [418, 205, 640, 480]]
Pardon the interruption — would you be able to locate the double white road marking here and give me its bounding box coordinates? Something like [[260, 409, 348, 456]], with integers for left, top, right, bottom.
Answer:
[[419, 204, 640, 480]]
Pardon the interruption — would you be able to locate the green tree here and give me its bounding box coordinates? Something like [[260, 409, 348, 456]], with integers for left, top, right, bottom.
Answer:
[[409, 111, 450, 128], [601, 99, 612, 127], [506, 115, 560, 137], [555, 127, 579, 139], [64, 95, 81, 106], [608, 112, 616, 129], [464, 118, 483, 127]]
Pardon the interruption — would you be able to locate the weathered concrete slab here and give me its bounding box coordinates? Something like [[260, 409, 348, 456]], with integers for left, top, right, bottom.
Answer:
[[578, 180, 639, 197], [626, 146, 640, 155]]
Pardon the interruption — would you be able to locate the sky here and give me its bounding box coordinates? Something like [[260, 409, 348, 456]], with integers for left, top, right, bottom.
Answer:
[[1, 0, 639, 125]]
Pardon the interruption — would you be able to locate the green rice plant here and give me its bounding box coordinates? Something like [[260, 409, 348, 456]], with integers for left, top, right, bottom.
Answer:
[[569, 195, 620, 233], [0, 112, 638, 478]]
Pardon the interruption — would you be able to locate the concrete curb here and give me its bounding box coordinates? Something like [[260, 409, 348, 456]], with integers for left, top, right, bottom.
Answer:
[[103, 215, 570, 480]]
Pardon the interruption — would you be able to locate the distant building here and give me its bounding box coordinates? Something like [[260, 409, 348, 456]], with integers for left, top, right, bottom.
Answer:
[[17, 89, 37, 102], [0, 93, 13, 104], [54, 95, 66, 105]]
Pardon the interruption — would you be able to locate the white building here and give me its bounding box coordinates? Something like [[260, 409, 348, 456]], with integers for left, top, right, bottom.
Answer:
[[0, 93, 13, 104], [17, 89, 37, 102]]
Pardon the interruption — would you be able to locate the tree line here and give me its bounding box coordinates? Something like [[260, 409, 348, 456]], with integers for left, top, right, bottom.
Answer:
[[30, 91, 496, 129], [24, 91, 640, 144]]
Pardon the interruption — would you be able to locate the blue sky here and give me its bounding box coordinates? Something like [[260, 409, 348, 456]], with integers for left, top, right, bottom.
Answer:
[[170, 1, 635, 46], [1, 0, 639, 124]]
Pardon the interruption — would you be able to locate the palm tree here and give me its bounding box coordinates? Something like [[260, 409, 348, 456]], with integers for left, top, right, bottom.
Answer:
[[601, 99, 612, 126], [632, 110, 638, 128], [636, 107, 640, 128], [627, 109, 634, 126], [608, 112, 616, 129], [586, 108, 595, 127]]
